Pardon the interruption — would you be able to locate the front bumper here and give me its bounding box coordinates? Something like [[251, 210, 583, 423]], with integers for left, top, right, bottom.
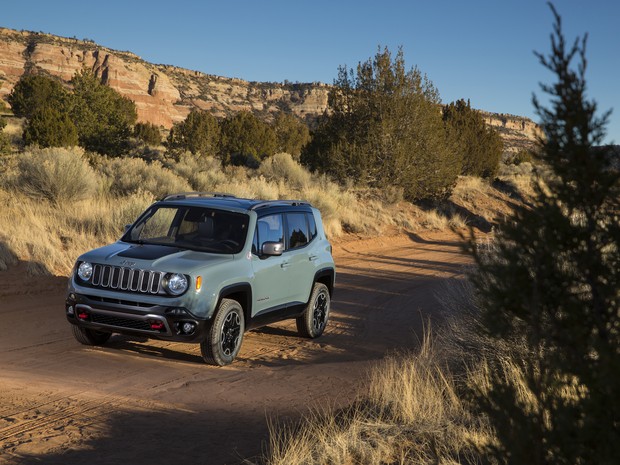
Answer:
[[65, 292, 210, 343]]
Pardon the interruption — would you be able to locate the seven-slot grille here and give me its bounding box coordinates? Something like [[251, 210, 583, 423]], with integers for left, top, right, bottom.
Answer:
[[91, 264, 163, 294]]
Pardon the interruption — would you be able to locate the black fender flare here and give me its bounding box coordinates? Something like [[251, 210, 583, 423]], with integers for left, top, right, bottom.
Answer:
[[313, 267, 335, 296], [216, 283, 253, 326]]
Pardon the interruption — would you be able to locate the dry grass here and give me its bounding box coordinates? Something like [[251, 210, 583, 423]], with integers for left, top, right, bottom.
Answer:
[[0, 152, 532, 276], [10, 146, 99, 204], [0, 188, 153, 275], [260, 332, 494, 465], [496, 162, 536, 198]]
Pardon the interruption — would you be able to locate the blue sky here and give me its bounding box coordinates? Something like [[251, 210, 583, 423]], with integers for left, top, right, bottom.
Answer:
[[3, 0, 619, 142]]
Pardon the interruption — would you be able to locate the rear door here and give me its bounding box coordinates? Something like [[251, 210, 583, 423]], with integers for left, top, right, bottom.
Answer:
[[282, 212, 316, 304]]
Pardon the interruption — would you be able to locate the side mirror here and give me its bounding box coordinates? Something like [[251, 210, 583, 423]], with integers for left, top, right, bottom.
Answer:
[[261, 241, 284, 257]]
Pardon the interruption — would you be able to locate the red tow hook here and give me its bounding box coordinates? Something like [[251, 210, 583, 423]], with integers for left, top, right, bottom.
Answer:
[[77, 312, 89, 321], [150, 321, 165, 331]]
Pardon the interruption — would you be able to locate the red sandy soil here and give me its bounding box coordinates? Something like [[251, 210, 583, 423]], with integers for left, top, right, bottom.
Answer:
[[0, 232, 471, 465]]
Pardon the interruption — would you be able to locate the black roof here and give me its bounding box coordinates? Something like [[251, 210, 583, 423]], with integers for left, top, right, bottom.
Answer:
[[157, 192, 312, 213]]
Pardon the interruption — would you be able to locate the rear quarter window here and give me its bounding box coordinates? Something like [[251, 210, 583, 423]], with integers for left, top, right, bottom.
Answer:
[[286, 212, 309, 249]]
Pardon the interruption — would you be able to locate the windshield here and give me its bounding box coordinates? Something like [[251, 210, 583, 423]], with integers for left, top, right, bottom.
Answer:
[[124, 206, 250, 254]]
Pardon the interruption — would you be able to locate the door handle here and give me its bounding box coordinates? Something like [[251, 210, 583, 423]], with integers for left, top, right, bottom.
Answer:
[[280, 261, 290, 268], [309, 255, 318, 261]]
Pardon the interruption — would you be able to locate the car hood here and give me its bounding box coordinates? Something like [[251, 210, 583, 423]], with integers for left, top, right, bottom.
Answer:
[[77, 242, 234, 274]]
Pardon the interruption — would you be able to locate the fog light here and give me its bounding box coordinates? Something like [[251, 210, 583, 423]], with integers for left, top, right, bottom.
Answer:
[[181, 322, 196, 335], [67, 306, 75, 315]]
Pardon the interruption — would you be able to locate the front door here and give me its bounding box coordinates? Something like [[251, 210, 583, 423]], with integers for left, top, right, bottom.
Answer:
[[250, 214, 288, 316]]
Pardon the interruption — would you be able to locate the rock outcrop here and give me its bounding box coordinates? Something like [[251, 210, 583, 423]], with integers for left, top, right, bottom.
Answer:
[[0, 28, 329, 129], [0, 27, 537, 152]]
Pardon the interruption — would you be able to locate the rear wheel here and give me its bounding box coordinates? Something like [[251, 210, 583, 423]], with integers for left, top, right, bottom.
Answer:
[[296, 283, 330, 338], [71, 325, 111, 345], [201, 299, 245, 366]]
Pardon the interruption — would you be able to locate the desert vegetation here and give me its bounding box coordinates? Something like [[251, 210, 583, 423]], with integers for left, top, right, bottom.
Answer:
[[253, 6, 619, 465], [0, 51, 519, 276], [301, 48, 503, 201], [1, 5, 614, 465], [0, 143, 521, 276]]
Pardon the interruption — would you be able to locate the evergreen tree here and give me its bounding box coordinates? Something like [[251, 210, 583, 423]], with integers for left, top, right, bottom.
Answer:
[[134, 122, 162, 146], [23, 106, 78, 148], [0, 117, 11, 155], [70, 69, 137, 156], [471, 6, 619, 464], [7, 74, 71, 119], [273, 112, 311, 159], [443, 99, 503, 178], [302, 47, 460, 201], [220, 111, 277, 166], [167, 109, 220, 156]]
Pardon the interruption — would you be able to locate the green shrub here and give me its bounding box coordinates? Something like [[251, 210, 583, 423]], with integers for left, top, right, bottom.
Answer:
[[23, 106, 78, 148], [70, 69, 137, 156], [8, 74, 71, 120], [167, 109, 220, 157], [273, 112, 311, 159], [443, 99, 503, 178], [302, 47, 459, 201], [134, 122, 162, 146], [0, 117, 11, 155], [220, 111, 277, 166], [14, 146, 98, 203]]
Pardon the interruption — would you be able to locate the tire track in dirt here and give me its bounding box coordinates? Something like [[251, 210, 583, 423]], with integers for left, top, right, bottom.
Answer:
[[0, 232, 469, 465]]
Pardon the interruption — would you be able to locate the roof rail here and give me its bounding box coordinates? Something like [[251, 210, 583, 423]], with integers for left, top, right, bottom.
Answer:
[[159, 192, 237, 201], [249, 200, 311, 210]]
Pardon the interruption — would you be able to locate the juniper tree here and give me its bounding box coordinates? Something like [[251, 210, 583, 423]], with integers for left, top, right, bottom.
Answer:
[[471, 5, 619, 464], [443, 99, 503, 178], [302, 47, 459, 201], [167, 109, 220, 157]]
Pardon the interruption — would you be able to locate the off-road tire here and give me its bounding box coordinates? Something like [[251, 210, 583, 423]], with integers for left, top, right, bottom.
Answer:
[[71, 325, 111, 345], [296, 283, 330, 338], [201, 298, 245, 366]]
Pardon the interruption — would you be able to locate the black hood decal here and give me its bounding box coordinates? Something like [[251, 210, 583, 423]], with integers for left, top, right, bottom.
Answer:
[[117, 244, 181, 261]]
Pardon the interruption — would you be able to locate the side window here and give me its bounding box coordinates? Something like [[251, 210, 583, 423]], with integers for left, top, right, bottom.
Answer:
[[286, 212, 309, 249], [255, 214, 284, 254], [306, 212, 317, 240]]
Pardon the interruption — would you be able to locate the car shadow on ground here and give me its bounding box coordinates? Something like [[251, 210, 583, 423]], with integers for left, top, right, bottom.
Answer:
[[2, 406, 271, 465]]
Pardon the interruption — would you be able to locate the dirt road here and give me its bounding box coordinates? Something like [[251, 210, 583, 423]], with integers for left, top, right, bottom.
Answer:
[[0, 232, 470, 465]]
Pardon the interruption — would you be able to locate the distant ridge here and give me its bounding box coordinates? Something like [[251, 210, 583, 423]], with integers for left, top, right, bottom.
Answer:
[[0, 27, 538, 153]]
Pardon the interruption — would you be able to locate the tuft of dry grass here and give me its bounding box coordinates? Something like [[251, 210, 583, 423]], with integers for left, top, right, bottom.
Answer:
[[10, 146, 99, 204], [101, 157, 191, 198], [0, 188, 153, 275], [259, 332, 494, 465]]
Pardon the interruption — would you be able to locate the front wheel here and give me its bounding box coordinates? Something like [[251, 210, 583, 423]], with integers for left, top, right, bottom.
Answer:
[[71, 325, 111, 345], [201, 299, 245, 366], [296, 283, 330, 338]]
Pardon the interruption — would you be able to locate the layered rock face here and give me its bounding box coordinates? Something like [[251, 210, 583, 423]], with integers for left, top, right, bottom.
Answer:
[[481, 111, 541, 154], [0, 28, 329, 128], [0, 27, 537, 152]]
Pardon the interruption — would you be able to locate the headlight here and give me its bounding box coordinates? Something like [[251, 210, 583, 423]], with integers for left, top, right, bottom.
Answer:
[[163, 273, 188, 295], [77, 262, 93, 281]]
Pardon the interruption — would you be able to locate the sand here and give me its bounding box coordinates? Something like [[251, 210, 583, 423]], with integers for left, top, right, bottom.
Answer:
[[0, 232, 470, 465]]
